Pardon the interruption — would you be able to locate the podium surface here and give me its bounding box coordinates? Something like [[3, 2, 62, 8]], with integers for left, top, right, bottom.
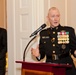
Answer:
[[16, 61, 72, 75]]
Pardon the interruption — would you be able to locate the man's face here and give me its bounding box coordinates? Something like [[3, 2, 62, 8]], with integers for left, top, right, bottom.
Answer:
[[48, 9, 60, 28]]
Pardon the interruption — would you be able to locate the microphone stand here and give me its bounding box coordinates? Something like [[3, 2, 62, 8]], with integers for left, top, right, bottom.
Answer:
[[23, 35, 37, 61]]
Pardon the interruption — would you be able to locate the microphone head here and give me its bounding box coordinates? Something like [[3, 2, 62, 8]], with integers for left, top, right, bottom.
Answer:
[[41, 24, 46, 28], [30, 23, 46, 37]]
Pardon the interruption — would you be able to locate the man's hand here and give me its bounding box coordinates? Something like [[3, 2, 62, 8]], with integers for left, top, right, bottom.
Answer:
[[71, 54, 76, 67], [74, 50, 76, 57], [31, 45, 40, 57]]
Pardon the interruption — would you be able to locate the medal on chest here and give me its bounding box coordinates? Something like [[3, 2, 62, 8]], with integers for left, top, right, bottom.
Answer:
[[57, 30, 69, 44]]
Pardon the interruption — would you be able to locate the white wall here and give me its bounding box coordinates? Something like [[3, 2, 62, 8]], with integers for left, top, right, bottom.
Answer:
[[67, 0, 76, 32], [7, 0, 45, 75]]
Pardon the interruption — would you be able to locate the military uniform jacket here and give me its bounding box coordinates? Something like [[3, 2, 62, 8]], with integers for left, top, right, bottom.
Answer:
[[0, 28, 7, 67], [39, 24, 76, 63]]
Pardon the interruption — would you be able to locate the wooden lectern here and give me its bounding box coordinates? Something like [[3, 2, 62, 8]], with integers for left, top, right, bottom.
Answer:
[[16, 61, 72, 75]]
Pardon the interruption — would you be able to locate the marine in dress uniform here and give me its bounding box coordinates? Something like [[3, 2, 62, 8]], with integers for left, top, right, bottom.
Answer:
[[38, 24, 76, 75]]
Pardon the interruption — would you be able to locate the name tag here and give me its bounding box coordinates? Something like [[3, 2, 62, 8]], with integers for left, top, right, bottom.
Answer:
[[42, 36, 49, 39]]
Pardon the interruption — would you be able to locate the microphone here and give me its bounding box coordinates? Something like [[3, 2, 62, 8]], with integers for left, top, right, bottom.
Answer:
[[30, 24, 46, 37]]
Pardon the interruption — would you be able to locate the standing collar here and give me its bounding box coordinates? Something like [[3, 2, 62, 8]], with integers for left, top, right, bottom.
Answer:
[[50, 24, 61, 30]]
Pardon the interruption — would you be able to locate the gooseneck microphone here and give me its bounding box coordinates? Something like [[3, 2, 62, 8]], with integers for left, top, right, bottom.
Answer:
[[30, 24, 46, 37], [23, 36, 36, 61], [23, 24, 46, 61]]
